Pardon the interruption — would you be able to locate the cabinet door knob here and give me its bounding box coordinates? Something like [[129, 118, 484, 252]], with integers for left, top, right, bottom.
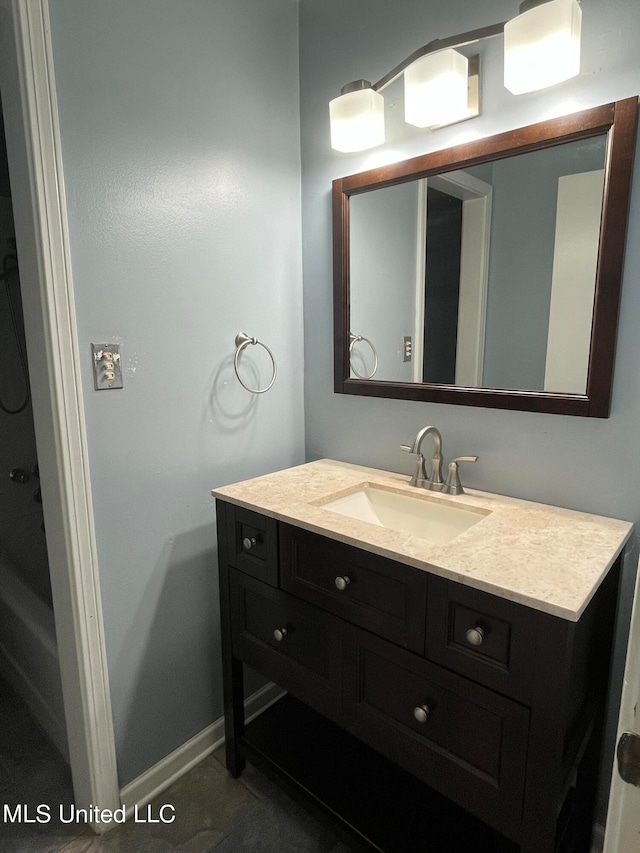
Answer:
[[273, 628, 287, 642], [242, 536, 257, 551], [413, 705, 430, 724], [334, 576, 350, 591], [465, 626, 485, 647]]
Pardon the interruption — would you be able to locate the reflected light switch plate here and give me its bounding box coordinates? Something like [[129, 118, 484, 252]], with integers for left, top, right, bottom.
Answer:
[[403, 336, 412, 363]]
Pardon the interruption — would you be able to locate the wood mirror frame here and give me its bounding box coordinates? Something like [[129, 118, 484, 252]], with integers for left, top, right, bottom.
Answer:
[[333, 98, 638, 417]]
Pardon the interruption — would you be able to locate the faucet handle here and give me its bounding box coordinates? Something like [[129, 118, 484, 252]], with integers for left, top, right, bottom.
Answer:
[[444, 456, 478, 496], [400, 444, 426, 487]]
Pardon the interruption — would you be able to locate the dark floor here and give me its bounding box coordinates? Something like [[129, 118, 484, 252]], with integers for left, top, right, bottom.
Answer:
[[0, 677, 353, 853]]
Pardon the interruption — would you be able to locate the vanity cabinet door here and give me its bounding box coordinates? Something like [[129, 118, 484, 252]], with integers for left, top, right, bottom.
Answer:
[[229, 569, 342, 720], [342, 623, 529, 841], [280, 524, 427, 652], [426, 576, 539, 702], [224, 504, 278, 586]]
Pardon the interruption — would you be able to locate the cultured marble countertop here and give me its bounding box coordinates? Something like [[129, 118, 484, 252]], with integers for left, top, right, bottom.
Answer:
[[212, 459, 634, 622]]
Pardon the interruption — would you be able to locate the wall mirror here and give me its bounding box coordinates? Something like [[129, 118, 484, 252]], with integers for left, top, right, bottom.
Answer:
[[333, 98, 638, 416]]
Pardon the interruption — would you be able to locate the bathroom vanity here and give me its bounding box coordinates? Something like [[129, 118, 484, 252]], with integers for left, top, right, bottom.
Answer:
[[214, 460, 632, 853]]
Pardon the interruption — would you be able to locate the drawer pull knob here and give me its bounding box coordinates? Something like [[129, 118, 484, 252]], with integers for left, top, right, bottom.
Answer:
[[273, 628, 288, 642], [413, 705, 430, 724], [334, 576, 351, 591], [466, 626, 485, 647], [242, 536, 257, 551]]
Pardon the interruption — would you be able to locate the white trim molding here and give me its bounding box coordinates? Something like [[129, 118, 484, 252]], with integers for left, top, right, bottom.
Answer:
[[1, 0, 119, 831], [120, 683, 285, 817]]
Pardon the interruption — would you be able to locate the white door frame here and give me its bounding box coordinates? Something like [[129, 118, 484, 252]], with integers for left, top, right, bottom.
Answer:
[[1, 0, 119, 830], [414, 170, 492, 386]]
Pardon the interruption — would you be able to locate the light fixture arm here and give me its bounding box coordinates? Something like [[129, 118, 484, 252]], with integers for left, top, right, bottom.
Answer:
[[370, 21, 506, 93]]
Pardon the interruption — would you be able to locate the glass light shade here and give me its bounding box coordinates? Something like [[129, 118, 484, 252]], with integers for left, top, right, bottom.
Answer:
[[504, 0, 582, 95], [329, 89, 385, 153], [404, 49, 469, 128]]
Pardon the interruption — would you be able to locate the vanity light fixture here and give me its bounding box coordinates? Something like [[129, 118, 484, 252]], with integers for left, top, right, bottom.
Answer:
[[329, 0, 582, 153]]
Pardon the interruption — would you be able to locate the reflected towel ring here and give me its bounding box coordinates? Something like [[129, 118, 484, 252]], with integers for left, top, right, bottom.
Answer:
[[234, 332, 277, 394], [349, 333, 378, 380]]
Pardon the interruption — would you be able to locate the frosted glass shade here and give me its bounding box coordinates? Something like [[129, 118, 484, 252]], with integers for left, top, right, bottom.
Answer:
[[404, 49, 469, 128], [504, 0, 582, 95], [329, 88, 385, 153]]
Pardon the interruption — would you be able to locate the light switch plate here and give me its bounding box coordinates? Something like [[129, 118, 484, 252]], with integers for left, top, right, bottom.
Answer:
[[92, 343, 123, 390], [403, 336, 412, 363]]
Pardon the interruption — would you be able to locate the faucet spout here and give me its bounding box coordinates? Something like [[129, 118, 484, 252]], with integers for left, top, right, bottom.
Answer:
[[412, 425, 441, 458], [403, 426, 444, 489]]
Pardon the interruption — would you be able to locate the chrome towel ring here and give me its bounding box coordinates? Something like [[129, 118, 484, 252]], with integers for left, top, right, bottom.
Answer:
[[349, 332, 378, 380], [233, 332, 277, 394]]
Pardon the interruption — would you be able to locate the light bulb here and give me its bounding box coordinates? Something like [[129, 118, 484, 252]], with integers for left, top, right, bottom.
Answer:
[[329, 87, 385, 153], [404, 49, 469, 128], [504, 0, 582, 95]]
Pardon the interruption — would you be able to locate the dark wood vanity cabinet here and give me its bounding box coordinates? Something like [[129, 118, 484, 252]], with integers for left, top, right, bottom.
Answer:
[[216, 499, 620, 853]]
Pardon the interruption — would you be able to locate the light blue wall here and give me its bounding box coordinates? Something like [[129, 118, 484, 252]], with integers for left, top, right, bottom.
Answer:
[[48, 0, 304, 786], [299, 0, 640, 817]]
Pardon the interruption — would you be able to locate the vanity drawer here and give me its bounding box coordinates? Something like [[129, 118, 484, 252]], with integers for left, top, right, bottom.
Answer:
[[224, 503, 278, 586], [280, 524, 427, 653], [229, 570, 342, 720], [342, 623, 529, 840], [426, 577, 538, 702]]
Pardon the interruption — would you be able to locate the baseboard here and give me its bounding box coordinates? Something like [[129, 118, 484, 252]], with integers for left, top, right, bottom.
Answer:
[[119, 681, 284, 818], [0, 639, 69, 762]]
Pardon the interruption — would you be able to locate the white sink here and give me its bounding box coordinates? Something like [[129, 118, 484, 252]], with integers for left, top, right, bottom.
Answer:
[[320, 484, 489, 545]]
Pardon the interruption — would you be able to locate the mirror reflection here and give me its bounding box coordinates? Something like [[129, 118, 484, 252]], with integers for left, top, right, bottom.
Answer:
[[349, 135, 607, 394]]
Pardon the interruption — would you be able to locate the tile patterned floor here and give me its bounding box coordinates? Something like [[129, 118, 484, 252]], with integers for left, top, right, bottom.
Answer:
[[0, 679, 353, 853]]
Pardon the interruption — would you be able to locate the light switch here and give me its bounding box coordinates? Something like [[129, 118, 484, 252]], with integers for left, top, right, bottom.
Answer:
[[92, 343, 123, 390]]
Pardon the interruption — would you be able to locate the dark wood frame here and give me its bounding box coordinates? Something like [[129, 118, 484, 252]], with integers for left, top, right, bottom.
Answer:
[[333, 98, 638, 417]]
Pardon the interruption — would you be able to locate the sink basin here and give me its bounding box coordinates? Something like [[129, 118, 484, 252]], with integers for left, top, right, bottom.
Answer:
[[320, 484, 488, 545]]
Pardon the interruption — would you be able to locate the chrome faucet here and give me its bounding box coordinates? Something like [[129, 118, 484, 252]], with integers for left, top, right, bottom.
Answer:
[[401, 426, 478, 494]]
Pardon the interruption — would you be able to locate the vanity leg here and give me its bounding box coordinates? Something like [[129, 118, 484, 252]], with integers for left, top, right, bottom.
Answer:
[[565, 711, 606, 852], [223, 655, 246, 778]]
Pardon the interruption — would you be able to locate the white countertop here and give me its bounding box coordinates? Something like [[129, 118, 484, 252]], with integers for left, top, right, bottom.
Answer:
[[212, 459, 633, 621]]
